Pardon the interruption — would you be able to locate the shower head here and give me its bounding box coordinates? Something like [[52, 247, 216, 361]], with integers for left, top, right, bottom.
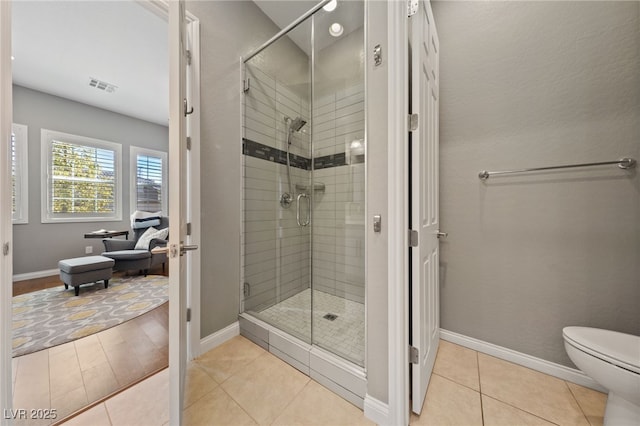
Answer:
[[289, 116, 307, 133]]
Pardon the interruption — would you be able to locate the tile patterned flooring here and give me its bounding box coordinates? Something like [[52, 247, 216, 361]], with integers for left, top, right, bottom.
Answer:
[[12, 302, 168, 425], [255, 289, 365, 365], [63, 336, 607, 426]]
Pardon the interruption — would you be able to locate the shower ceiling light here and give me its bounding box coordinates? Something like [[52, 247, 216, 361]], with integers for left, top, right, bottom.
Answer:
[[329, 22, 343, 37], [323, 0, 337, 12]]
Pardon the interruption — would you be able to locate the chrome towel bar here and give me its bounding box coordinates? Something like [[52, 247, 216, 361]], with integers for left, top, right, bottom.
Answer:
[[478, 157, 636, 180]]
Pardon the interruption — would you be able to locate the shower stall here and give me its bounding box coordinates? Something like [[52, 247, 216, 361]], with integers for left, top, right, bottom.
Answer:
[[239, 0, 366, 403]]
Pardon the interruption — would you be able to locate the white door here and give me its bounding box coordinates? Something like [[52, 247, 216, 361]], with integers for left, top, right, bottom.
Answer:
[[168, 1, 195, 424], [410, 0, 440, 415]]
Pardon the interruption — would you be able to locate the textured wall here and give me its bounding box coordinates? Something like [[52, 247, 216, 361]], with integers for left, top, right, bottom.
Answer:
[[12, 85, 168, 275], [433, 1, 640, 367], [186, 0, 311, 338]]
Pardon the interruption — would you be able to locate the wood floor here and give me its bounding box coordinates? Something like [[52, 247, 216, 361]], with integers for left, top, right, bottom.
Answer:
[[11, 269, 169, 425]]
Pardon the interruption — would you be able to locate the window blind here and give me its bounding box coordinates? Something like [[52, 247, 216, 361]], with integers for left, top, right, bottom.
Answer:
[[135, 154, 164, 212]]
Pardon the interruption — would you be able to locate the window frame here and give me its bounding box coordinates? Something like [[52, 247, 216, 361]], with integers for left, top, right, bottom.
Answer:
[[41, 129, 122, 223], [130, 146, 168, 215], [11, 123, 28, 224]]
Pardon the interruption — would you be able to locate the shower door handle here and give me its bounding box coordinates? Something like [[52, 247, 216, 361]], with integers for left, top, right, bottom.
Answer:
[[296, 193, 310, 227]]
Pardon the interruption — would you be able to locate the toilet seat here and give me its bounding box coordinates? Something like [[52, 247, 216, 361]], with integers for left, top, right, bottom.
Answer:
[[563, 327, 640, 375]]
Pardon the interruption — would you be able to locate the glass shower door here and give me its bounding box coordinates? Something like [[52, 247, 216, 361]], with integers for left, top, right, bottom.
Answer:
[[311, 1, 366, 366], [242, 20, 313, 343]]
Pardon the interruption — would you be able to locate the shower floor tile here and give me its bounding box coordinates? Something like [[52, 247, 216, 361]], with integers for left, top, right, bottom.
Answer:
[[255, 288, 365, 365]]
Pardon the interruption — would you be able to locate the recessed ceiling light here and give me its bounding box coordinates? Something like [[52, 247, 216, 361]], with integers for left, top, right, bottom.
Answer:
[[11, 56, 15, 61], [323, 0, 337, 12], [329, 22, 343, 37]]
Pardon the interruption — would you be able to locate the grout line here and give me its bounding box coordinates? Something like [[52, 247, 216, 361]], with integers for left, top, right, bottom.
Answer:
[[477, 350, 485, 425], [564, 380, 592, 426], [269, 376, 313, 425], [481, 395, 561, 426]]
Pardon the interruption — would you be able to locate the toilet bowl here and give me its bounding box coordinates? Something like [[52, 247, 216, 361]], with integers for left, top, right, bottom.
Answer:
[[563, 327, 640, 426]]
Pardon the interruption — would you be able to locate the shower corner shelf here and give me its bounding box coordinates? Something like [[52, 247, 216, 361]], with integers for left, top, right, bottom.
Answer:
[[295, 182, 325, 193]]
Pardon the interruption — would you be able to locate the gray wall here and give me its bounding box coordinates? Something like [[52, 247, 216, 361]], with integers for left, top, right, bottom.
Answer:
[[433, 1, 640, 367], [12, 85, 168, 275], [186, 0, 309, 338], [189, 0, 390, 404]]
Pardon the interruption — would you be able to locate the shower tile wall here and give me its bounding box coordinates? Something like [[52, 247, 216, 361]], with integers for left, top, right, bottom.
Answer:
[[243, 65, 311, 313], [312, 84, 365, 304], [242, 64, 365, 309]]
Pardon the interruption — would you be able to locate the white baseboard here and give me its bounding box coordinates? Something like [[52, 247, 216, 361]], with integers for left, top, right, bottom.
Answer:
[[199, 321, 240, 354], [13, 268, 58, 282], [440, 329, 607, 393], [364, 394, 389, 426]]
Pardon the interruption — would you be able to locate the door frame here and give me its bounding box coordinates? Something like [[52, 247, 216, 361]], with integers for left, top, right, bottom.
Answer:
[[0, 2, 14, 422], [0, 1, 201, 422], [386, 1, 410, 425]]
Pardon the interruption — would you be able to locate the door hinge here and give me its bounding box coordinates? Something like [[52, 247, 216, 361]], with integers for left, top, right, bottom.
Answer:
[[243, 78, 251, 93], [409, 229, 419, 247], [409, 345, 419, 364], [186, 136, 192, 150], [186, 49, 192, 66], [186, 222, 192, 236], [409, 113, 419, 132], [243, 282, 251, 298], [408, 0, 419, 17], [2, 242, 9, 256], [186, 308, 191, 322]]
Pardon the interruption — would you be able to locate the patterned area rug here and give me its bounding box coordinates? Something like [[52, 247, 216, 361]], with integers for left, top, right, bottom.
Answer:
[[12, 274, 168, 357]]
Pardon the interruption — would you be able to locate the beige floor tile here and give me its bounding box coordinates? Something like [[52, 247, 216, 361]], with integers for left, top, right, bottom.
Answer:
[[105, 369, 169, 426], [433, 340, 480, 391], [195, 336, 265, 384], [13, 350, 50, 412], [49, 349, 84, 400], [221, 352, 309, 425], [478, 354, 589, 426], [62, 403, 112, 426], [51, 385, 89, 420], [183, 387, 256, 426], [184, 363, 219, 409], [482, 395, 557, 426], [566, 382, 607, 426], [74, 336, 109, 371], [411, 374, 482, 426], [273, 380, 374, 426], [81, 361, 120, 403]]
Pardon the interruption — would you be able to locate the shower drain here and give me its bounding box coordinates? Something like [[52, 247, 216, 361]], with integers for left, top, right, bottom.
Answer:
[[323, 313, 338, 321]]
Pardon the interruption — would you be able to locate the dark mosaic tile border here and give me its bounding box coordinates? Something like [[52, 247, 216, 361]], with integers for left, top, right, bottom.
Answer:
[[243, 138, 364, 170], [243, 138, 309, 170]]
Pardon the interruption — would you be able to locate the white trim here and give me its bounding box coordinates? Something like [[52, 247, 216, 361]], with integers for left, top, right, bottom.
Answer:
[[440, 329, 608, 393], [199, 321, 240, 354], [130, 145, 168, 216], [0, 1, 13, 420], [387, 1, 409, 425], [186, 19, 202, 363], [40, 129, 123, 223], [364, 394, 390, 426], [11, 123, 28, 224], [12, 268, 59, 282]]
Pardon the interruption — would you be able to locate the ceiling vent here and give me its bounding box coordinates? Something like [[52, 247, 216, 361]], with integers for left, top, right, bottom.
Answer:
[[89, 77, 117, 93]]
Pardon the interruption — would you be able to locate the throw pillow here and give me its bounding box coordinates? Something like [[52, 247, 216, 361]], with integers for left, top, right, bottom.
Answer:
[[134, 227, 169, 250]]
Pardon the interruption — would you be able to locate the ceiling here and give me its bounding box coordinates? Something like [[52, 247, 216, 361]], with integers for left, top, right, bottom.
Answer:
[[254, 0, 364, 54], [12, 0, 169, 126], [11, 1, 363, 127]]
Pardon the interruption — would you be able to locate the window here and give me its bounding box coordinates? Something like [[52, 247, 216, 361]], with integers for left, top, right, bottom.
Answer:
[[11, 123, 28, 224], [130, 146, 167, 214], [41, 129, 122, 223]]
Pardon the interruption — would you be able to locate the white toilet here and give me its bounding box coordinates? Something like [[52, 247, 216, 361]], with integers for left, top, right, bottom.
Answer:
[[563, 327, 640, 426]]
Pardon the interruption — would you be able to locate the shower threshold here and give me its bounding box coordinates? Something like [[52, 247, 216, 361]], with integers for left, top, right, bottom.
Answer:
[[239, 312, 367, 409]]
